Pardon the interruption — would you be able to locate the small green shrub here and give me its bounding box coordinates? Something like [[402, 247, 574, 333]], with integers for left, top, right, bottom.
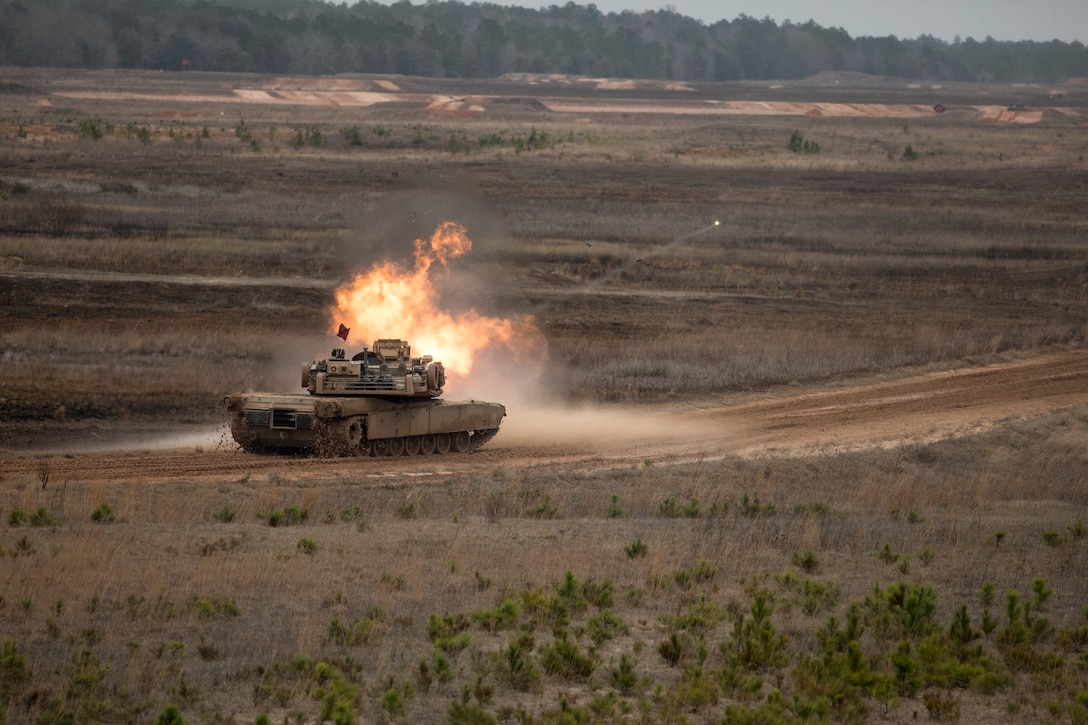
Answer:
[[658, 631, 687, 666], [381, 571, 406, 591], [28, 507, 57, 527], [311, 662, 357, 725], [0, 639, 28, 687], [267, 505, 308, 527], [793, 576, 841, 616], [297, 537, 317, 555], [14, 535, 33, 555], [474, 571, 493, 591], [922, 690, 960, 720], [610, 653, 637, 694], [197, 639, 219, 661], [190, 595, 239, 620], [327, 613, 384, 647], [1068, 519, 1087, 540], [659, 496, 700, 518], [606, 494, 624, 518], [586, 609, 628, 644], [1043, 529, 1066, 547], [583, 578, 614, 608], [471, 599, 520, 632], [625, 539, 648, 559], [292, 126, 326, 148], [397, 499, 418, 519], [153, 703, 184, 725], [500, 632, 540, 691], [739, 492, 775, 517], [9, 507, 58, 527], [556, 571, 589, 613], [792, 549, 820, 573], [540, 636, 595, 680], [79, 119, 104, 140], [380, 680, 415, 718], [340, 125, 363, 146], [91, 502, 115, 523], [428, 613, 473, 653], [448, 697, 497, 725], [525, 494, 558, 519], [788, 129, 820, 154], [214, 505, 235, 523], [339, 505, 364, 523], [727, 592, 788, 671]]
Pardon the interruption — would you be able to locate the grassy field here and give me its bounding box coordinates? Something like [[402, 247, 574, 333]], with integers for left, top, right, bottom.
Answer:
[[1, 68, 1087, 724]]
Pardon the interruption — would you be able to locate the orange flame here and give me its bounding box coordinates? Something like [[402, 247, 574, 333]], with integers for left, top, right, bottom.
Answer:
[[330, 222, 546, 387]]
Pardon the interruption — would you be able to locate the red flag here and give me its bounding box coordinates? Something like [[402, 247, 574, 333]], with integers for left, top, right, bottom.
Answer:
[[336, 323, 350, 341]]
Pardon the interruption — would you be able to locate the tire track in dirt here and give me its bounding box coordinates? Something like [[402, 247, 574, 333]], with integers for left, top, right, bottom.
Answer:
[[3, 350, 1086, 483]]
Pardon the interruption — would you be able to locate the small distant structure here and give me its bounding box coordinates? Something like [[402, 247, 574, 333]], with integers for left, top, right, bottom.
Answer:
[[181, 57, 192, 71], [1007, 103, 1025, 111], [933, 103, 946, 113]]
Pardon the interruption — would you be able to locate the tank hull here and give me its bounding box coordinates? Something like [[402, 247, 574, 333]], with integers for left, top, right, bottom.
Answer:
[[224, 393, 505, 456]]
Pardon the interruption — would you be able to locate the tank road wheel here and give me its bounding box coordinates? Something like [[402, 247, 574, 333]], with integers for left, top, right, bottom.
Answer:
[[435, 432, 452, 454], [372, 439, 391, 457], [404, 436, 422, 456], [420, 434, 437, 455], [452, 430, 471, 453], [388, 437, 406, 457], [358, 438, 372, 457]]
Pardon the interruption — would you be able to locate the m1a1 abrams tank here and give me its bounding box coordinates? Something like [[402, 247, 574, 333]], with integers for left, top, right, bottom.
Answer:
[[224, 339, 504, 456]]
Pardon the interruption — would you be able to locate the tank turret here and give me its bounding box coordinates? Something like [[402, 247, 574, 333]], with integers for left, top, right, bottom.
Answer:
[[303, 339, 447, 398]]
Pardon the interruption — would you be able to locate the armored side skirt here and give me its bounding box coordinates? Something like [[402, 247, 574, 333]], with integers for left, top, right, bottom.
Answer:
[[359, 399, 504, 439]]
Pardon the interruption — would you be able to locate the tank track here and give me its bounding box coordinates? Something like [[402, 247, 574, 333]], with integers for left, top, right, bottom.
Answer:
[[361, 428, 500, 457], [305, 419, 499, 458], [231, 414, 500, 458]]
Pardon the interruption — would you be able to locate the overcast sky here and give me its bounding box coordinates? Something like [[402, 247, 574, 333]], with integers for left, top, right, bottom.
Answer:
[[504, 0, 1088, 43]]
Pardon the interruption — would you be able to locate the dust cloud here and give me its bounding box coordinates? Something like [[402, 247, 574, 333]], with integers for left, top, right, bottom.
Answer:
[[456, 355, 702, 452], [498, 400, 677, 448], [11, 423, 226, 455]]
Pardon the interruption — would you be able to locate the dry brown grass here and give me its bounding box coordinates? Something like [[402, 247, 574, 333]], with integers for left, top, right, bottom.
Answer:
[[1, 68, 1087, 722], [1, 408, 1086, 722]]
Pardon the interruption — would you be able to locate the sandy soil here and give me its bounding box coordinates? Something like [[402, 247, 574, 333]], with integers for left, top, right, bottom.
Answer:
[[4, 349, 1085, 484], [50, 82, 1056, 122]]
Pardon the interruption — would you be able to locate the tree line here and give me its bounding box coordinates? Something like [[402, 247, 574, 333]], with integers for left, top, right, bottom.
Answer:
[[1, 0, 1086, 82]]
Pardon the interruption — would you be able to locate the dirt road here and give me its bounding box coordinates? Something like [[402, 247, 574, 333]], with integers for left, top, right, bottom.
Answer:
[[3, 349, 1085, 484], [701, 348, 1088, 453]]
